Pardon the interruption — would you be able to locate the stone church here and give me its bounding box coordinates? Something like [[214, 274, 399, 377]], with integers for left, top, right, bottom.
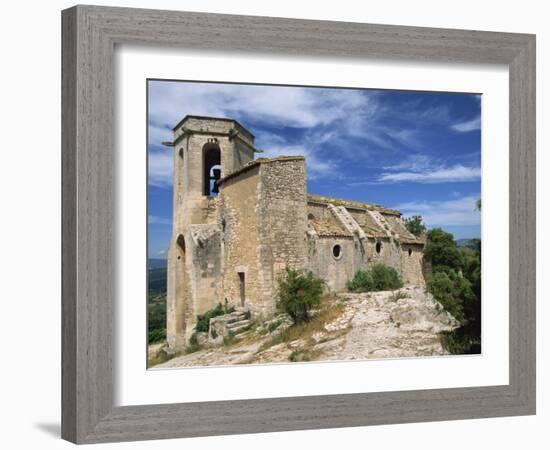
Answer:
[[163, 116, 427, 350]]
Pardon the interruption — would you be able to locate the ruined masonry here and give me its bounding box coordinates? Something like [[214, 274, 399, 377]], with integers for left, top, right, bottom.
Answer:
[[164, 116, 428, 351]]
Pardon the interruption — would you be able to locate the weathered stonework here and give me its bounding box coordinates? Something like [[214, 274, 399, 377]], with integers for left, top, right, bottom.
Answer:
[[165, 116, 428, 351]]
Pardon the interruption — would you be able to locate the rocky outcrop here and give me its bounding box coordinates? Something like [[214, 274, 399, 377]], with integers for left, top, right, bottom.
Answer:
[[154, 286, 459, 368]]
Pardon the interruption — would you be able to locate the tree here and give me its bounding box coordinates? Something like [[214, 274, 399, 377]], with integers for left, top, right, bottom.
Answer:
[[424, 228, 481, 355], [424, 228, 463, 271], [475, 199, 481, 211], [403, 215, 426, 237]]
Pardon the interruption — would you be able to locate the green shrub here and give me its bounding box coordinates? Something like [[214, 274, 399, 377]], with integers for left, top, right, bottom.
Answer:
[[346, 270, 374, 292], [195, 303, 226, 333], [276, 269, 324, 323], [347, 264, 403, 292], [186, 332, 201, 354]]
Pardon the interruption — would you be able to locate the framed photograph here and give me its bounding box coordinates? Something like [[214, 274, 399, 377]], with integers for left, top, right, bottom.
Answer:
[[62, 5, 536, 444]]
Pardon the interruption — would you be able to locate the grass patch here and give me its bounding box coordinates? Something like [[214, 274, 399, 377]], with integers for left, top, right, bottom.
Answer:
[[148, 346, 178, 367], [389, 291, 408, 302], [223, 330, 236, 346], [266, 319, 283, 333], [258, 294, 345, 353], [289, 347, 324, 362], [184, 332, 202, 354]]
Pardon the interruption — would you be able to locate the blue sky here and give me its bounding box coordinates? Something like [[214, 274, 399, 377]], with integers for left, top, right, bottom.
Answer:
[[148, 80, 481, 258]]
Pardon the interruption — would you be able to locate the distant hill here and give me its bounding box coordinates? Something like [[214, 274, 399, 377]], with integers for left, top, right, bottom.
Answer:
[[148, 259, 167, 294], [456, 238, 478, 249], [148, 258, 167, 269]]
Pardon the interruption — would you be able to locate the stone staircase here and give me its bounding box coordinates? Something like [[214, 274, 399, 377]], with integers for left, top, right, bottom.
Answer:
[[209, 307, 252, 345]]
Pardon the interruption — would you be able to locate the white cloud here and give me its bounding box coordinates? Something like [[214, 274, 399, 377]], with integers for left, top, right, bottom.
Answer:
[[451, 116, 481, 132], [148, 215, 171, 225], [394, 195, 481, 227], [148, 151, 173, 187], [379, 164, 481, 184], [147, 81, 482, 187], [383, 154, 432, 172], [259, 142, 336, 179], [148, 81, 373, 141]]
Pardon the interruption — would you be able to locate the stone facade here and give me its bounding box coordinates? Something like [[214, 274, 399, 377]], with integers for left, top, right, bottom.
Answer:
[[165, 116, 428, 351]]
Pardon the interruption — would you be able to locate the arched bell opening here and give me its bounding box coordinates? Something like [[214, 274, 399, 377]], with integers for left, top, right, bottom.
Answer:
[[203, 144, 221, 196]]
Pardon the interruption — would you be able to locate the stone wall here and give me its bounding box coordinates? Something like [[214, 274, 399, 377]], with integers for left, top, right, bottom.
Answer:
[[400, 243, 426, 285], [307, 202, 331, 221], [308, 235, 364, 292], [218, 165, 262, 313], [366, 237, 403, 273], [257, 158, 308, 317], [187, 224, 222, 318]]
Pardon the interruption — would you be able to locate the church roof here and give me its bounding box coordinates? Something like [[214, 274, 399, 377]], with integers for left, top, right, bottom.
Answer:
[[309, 218, 352, 237], [307, 193, 401, 216]]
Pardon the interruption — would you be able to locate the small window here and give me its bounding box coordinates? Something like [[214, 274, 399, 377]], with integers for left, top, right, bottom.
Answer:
[[375, 241, 382, 254], [332, 244, 342, 259], [307, 213, 316, 221], [408, 248, 412, 257]]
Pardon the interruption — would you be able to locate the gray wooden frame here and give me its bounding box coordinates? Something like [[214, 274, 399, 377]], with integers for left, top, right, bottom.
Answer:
[[61, 4, 536, 444]]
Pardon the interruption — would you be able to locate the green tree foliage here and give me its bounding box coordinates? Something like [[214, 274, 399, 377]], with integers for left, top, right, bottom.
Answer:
[[276, 269, 324, 323], [347, 263, 403, 292], [403, 215, 427, 237], [147, 294, 166, 344], [427, 269, 476, 323], [425, 228, 481, 354], [424, 228, 463, 270]]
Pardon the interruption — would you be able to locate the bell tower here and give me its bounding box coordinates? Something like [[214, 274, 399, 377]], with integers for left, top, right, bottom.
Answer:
[[165, 115, 258, 230], [164, 116, 259, 351]]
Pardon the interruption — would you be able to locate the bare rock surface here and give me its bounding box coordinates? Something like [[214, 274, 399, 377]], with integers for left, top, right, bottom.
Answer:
[[332, 286, 459, 360], [153, 286, 458, 368]]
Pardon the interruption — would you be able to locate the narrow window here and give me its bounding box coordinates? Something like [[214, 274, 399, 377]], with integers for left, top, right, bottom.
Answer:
[[332, 244, 342, 259], [408, 248, 412, 257], [376, 241, 382, 254], [238, 272, 245, 307]]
